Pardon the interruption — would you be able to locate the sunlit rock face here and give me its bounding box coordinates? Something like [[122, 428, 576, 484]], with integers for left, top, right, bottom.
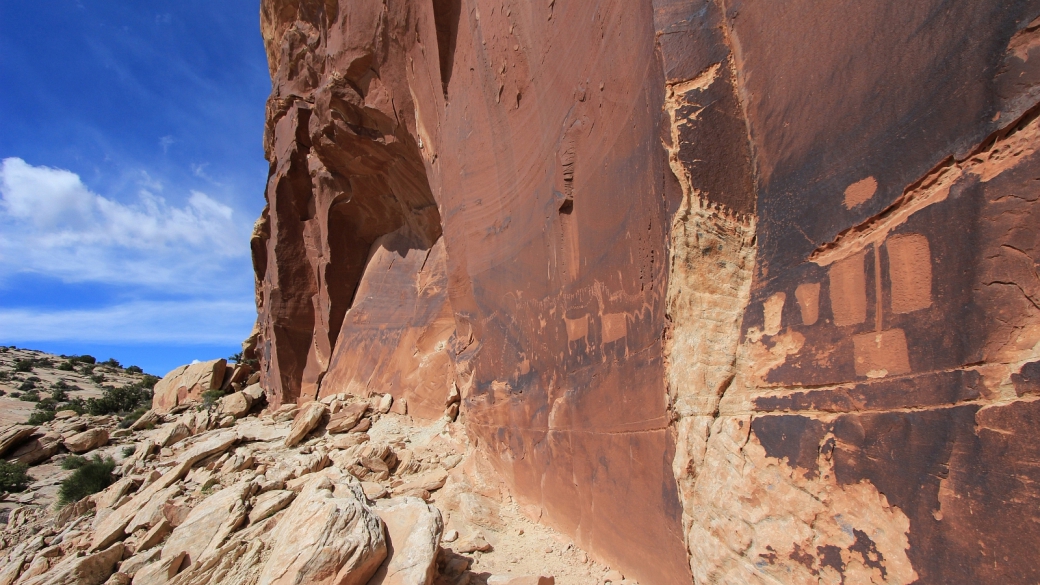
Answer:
[[252, 0, 1040, 582]]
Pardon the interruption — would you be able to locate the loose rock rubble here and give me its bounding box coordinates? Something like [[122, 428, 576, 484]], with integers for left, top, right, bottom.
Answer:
[[1, 354, 632, 585]]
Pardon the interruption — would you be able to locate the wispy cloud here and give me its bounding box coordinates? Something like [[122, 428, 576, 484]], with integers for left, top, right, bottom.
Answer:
[[0, 299, 255, 344], [159, 135, 175, 153], [0, 157, 251, 294]]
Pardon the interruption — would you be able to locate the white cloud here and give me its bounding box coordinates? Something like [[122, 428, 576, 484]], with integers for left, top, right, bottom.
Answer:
[[0, 300, 256, 344], [0, 157, 251, 292]]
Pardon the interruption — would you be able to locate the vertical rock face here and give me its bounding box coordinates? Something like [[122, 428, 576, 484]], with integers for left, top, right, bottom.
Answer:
[[253, 0, 1040, 583]]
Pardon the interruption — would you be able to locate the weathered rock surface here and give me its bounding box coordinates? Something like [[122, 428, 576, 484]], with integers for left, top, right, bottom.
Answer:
[[0, 425, 36, 457], [161, 482, 249, 565], [63, 428, 109, 454], [152, 360, 226, 413], [283, 401, 325, 447], [248, 0, 1040, 582], [18, 543, 123, 585], [9, 431, 63, 465], [257, 475, 386, 585], [218, 392, 252, 419], [369, 497, 442, 585]]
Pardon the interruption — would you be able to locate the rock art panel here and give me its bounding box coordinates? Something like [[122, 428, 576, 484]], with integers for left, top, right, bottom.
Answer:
[[251, 0, 1040, 582]]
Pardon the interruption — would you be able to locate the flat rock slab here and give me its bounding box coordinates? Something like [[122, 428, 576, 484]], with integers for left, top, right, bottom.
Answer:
[[369, 497, 443, 585], [258, 474, 386, 585]]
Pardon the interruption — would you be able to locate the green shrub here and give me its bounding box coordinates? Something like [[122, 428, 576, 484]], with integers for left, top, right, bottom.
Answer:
[[9, 392, 20, 398], [0, 461, 31, 492], [36, 397, 57, 411], [19, 391, 40, 402], [89, 373, 105, 384], [85, 383, 153, 416], [18, 380, 36, 392], [119, 406, 151, 429], [27, 409, 55, 425], [13, 360, 33, 373], [140, 375, 160, 389], [58, 455, 115, 506], [121, 446, 136, 458], [69, 355, 96, 364], [80, 364, 95, 375], [228, 352, 243, 364], [57, 361, 75, 371], [0, 371, 8, 381], [125, 365, 143, 374], [51, 386, 69, 402], [61, 455, 88, 470], [63, 398, 87, 414], [201, 389, 227, 408], [0, 390, 5, 397]]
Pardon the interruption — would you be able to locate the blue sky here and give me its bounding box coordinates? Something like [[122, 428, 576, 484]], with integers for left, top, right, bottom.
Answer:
[[0, 2, 270, 376]]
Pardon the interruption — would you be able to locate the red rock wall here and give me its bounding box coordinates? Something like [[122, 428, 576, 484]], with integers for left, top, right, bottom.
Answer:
[[252, 0, 1040, 582]]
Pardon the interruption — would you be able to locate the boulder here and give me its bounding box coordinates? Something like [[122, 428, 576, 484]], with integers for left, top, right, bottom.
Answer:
[[284, 401, 326, 447], [17, 542, 123, 585], [375, 394, 393, 414], [332, 433, 370, 449], [247, 489, 295, 524], [129, 411, 159, 431], [54, 410, 78, 420], [257, 475, 386, 585], [241, 383, 265, 402], [131, 552, 185, 585], [117, 547, 160, 578], [0, 425, 37, 457], [136, 518, 172, 553], [157, 423, 190, 448], [219, 392, 252, 419], [151, 359, 226, 413], [325, 402, 368, 434], [161, 482, 249, 565], [126, 484, 182, 534], [394, 469, 448, 496], [64, 428, 109, 454], [9, 431, 63, 465], [486, 577, 555, 585], [369, 497, 443, 585]]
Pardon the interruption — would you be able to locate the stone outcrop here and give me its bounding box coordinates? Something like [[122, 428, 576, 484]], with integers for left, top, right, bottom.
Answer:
[[249, 0, 1040, 583], [152, 360, 227, 413]]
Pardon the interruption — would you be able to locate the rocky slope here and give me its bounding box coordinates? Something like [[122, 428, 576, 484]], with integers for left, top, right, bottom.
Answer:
[[0, 349, 626, 585], [248, 0, 1040, 583]]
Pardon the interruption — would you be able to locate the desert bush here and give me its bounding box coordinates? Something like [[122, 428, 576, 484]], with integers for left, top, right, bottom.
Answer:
[[18, 380, 36, 392], [89, 373, 105, 384], [121, 445, 136, 457], [63, 398, 87, 414], [61, 455, 88, 470], [86, 383, 153, 416], [201, 389, 227, 408], [140, 375, 160, 389], [0, 371, 8, 381], [27, 409, 55, 425], [57, 361, 75, 371], [58, 455, 115, 506], [18, 390, 40, 402], [101, 358, 122, 368], [13, 360, 33, 373], [69, 355, 96, 364], [0, 461, 31, 493], [125, 365, 143, 374], [51, 384, 69, 402], [9, 392, 20, 398]]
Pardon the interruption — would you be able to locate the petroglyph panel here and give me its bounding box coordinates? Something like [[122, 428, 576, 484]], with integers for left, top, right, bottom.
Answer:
[[829, 250, 868, 327], [886, 233, 933, 313]]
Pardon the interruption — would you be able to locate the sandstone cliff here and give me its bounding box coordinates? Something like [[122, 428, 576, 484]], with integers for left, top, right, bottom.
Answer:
[[250, 0, 1040, 583]]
